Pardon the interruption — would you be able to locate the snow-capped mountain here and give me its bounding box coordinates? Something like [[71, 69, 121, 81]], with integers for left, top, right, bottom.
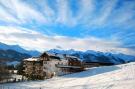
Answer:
[[47, 49, 135, 64], [0, 42, 41, 56]]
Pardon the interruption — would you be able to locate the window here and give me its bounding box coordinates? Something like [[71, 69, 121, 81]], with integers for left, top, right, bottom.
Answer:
[[44, 61, 47, 64]]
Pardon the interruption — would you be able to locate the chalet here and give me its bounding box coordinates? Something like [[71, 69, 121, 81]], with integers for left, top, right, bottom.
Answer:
[[23, 52, 84, 79]]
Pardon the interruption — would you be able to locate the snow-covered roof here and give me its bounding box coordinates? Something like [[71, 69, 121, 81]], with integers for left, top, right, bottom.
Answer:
[[66, 55, 81, 61], [45, 52, 65, 60], [42, 52, 81, 61], [66, 55, 78, 58], [49, 55, 61, 60], [24, 57, 39, 61]]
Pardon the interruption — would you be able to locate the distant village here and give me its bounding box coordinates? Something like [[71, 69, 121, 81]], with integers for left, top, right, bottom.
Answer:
[[0, 52, 114, 83]]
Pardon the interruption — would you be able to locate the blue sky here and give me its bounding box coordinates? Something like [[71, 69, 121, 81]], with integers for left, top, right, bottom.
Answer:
[[0, 0, 135, 55]]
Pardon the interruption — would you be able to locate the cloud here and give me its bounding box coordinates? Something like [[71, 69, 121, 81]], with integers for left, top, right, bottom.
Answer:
[[0, 5, 18, 23], [76, 0, 95, 25], [89, 0, 117, 27], [0, 0, 134, 28], [0, 0, 135, 56], [0, 0, 47, 24], [111, 0, 135, 29], [0, 26, 134, 55], [56, 0, 77, 26]]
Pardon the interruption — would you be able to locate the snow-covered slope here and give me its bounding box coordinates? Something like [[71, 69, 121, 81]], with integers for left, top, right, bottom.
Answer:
[[2, 62, 135, 89], [48, 49, 135, 64]]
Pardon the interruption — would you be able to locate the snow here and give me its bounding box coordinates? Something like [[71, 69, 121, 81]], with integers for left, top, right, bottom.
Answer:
[[1, 62, 135, 89], [24, 58, 39, 61]]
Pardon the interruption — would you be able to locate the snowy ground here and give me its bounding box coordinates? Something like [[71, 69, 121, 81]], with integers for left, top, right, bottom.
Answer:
[[1, 62, 135, 89]]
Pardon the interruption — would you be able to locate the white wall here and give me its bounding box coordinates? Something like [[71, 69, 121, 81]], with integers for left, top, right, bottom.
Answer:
[[43, 59, 68, 76]]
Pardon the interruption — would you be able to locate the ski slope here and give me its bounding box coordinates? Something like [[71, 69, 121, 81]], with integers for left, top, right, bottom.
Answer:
[[1, 62, 135, 89]]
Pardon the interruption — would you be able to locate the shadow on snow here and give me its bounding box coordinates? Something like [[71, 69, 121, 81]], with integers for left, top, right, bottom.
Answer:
[[62, 66, 120, 78]]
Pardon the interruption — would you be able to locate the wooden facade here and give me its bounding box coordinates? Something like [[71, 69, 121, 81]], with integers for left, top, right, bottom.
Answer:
[[57, 56, 84, 74], [23, 59, 44, 79]]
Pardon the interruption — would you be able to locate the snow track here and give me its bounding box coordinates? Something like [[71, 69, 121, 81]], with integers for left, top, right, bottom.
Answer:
[[1, 62, 135, 89]]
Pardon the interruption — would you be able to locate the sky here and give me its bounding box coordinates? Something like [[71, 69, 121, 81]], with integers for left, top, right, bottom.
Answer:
[[0, 0, 135, 55]]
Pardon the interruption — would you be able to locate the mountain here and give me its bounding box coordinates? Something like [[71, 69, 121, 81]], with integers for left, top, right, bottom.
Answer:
[[47, 49, 135, 64], [0, 49, 31, 62], [0, 42, 41, 56]]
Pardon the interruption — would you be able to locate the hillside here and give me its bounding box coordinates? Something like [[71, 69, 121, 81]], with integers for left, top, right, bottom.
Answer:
[[2, 62, 135, 89], [0, 42, 40, 65], [0, 49, 31, 63], [0, 42, 40, 56]]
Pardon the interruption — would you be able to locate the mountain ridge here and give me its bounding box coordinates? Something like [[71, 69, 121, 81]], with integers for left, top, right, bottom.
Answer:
[[0, 42, 135, 65], [47, 49, 135, 64], [0, 42, 41, 56], [0, 49, 31, 64]]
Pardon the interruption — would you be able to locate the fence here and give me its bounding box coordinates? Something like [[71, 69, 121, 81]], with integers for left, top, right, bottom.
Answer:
[[0, 74, 28, 84], [0, 78, 27, 84]]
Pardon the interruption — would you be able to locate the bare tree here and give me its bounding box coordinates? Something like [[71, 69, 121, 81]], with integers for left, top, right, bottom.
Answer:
[[0, 59, 11, 82]]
